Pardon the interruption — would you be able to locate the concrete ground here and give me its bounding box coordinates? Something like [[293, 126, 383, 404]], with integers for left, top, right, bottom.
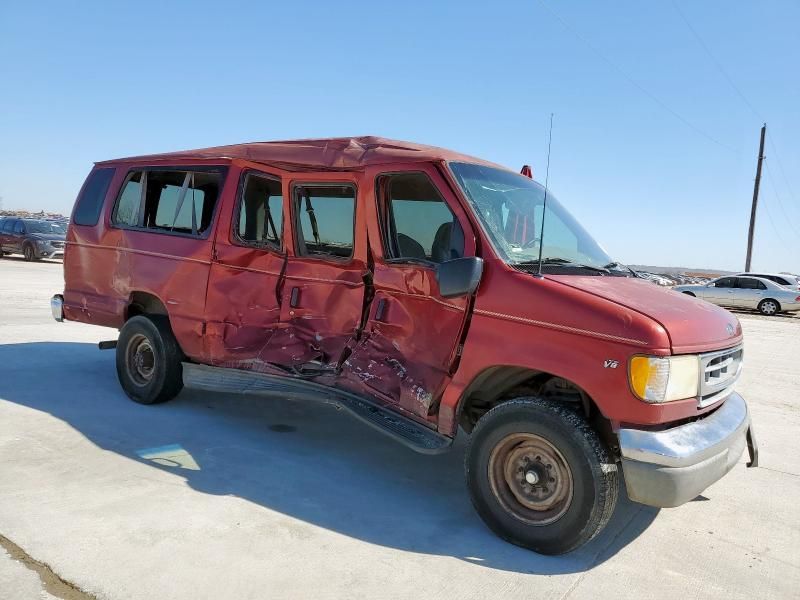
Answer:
[[0, 257, 798, 600]]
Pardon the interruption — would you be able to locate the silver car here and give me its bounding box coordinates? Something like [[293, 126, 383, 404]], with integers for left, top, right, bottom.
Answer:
[[674, 276, 800, 316], [735, 272, 800, 292]]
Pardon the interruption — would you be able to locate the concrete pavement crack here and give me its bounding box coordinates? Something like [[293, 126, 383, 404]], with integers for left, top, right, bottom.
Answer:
[[0, 533, 97, 600], [757, 466, 800, 478], [557, 505, 646, 600]]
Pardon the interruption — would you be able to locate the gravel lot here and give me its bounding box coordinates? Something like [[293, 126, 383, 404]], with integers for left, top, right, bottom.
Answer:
[[0, 258, 798, 600]]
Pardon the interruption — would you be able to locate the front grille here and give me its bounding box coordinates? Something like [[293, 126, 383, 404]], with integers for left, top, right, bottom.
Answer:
[[51, 241, 65, 248], [698, 345, 743, 408]]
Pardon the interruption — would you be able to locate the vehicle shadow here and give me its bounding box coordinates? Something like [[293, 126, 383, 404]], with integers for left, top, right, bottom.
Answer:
[[0, 341, 659, 575], [728, 307, 798, 320]]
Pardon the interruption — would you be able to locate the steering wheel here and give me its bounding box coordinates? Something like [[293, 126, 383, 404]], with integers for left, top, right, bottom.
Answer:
[[521, 236, 541, 250]]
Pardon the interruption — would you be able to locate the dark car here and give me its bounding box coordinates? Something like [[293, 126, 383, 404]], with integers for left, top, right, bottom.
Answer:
[[0, 217, 67, 261]]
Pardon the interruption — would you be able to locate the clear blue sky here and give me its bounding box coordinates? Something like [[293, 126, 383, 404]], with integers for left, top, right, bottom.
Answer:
[[1, 0, 797, 273]]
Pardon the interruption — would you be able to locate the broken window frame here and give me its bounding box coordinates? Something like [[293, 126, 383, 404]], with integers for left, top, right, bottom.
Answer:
[[109, 166, 227, 240], [291, 182, 357, 262], [232, 169, 285, 252]]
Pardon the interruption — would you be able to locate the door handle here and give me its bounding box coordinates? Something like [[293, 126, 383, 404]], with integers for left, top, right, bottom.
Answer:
[[290, 287, 300, 308], [374, 298, 387, 322]]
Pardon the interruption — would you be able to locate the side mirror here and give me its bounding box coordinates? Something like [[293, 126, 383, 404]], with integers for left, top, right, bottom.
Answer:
[[436, 257, 484, 298]]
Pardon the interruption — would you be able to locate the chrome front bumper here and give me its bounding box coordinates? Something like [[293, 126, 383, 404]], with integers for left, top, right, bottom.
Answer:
[[619, 392, 756, 508]]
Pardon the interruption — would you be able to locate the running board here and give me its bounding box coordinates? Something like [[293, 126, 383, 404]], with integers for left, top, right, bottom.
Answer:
[[182, 363, 453, 455]]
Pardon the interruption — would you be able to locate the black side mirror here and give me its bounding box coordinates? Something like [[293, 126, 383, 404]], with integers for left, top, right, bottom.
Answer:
[[436, 257, 484, 298]]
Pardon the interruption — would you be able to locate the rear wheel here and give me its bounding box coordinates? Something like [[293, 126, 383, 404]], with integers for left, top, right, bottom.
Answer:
[[116, 315, 184, 404], [465, 398, 618, 555], [758, 299, 780, 316]]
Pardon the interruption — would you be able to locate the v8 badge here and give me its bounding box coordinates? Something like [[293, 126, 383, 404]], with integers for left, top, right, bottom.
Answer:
[[603, 359, 619, 369]]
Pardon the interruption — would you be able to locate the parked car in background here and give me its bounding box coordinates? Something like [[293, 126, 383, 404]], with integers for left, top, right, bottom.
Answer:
[[52, 136, 757, 555], [0, 217, 67, 260], [674, 276, 800, 315], [735, 272, 800, 292]]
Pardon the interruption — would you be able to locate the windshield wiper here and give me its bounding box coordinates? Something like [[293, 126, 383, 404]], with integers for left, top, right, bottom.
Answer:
[[603, 261, 637, 276], [513, 257, 611, 274]]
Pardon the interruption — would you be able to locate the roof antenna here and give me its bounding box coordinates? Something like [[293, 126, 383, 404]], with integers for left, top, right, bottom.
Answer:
[[537, 113, 554, 277]]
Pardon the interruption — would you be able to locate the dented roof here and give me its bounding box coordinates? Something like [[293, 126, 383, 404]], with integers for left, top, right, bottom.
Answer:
[[96, 136, 504, 172]]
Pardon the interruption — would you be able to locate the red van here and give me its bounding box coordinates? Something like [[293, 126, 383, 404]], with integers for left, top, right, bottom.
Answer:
[[52, 137, 757, 554]]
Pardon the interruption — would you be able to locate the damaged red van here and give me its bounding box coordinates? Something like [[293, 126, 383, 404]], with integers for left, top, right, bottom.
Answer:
[[53, 136, 757, 554]]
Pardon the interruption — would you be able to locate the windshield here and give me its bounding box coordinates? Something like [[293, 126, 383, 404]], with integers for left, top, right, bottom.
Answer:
[[449, 162, 614, 270], [24, 220, 66, 234]]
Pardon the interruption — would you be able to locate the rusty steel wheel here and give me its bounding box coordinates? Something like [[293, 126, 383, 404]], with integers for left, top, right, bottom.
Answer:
[[488, 432, 574, 526], [116, 315, 184, 405], [465, 397, 619, 555], [125, 334, 156, 386]]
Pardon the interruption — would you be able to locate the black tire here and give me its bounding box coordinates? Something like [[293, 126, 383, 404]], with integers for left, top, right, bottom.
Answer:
[[758, 299, 780, 316], [682, 291, 696, 297], [23, 243, 37, 262], [465, 397, 618, 555], [116, 315, 184, 404]]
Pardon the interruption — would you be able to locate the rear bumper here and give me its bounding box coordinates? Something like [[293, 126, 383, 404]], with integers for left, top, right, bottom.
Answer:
[[619, 392, 755, 508]]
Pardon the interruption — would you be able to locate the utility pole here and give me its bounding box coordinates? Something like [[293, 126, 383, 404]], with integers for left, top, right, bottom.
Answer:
[[745, 123, 766, 272]]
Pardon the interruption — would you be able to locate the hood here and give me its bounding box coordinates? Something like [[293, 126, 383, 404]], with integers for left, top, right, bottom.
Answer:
[[29, 233, 66, 242], [547, 275, 742, 354]]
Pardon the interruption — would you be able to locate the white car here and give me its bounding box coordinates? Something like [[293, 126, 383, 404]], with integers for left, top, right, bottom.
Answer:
[[673, 275, 800, 316]]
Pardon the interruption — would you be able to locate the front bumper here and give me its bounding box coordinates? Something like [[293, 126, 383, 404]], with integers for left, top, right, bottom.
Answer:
[[619, 392, 756, 508], [51, 294, 65, 322], [39, 248, 64, 259]]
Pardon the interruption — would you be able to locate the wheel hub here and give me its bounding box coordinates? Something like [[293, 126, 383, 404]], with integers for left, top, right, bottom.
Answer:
[[488, 433, 574, 525], [126, 335, 155, 386]]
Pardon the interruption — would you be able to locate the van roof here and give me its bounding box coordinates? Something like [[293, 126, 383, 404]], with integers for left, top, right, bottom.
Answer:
[[96, 136, 505, 172]]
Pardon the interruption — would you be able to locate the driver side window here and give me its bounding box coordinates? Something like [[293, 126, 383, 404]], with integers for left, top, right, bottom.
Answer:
[[715, 277, 736, 288], [378, 172, 464, 264]]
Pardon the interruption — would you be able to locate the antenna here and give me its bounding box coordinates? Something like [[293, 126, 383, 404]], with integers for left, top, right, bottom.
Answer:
[[537, 113, 554, 276]]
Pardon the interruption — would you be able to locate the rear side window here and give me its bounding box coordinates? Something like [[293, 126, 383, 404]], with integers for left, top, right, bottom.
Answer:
[[236, 173, 283, 249], [294, 185, 355, 259], [14, 221, 24, 234], [1, 220, 14, 233], [73, 168, 115, 226], [113, 172, 144, 227], [379, 173, 464, 264], [112, 169, 223, 236], [738, 278, 766, 290]]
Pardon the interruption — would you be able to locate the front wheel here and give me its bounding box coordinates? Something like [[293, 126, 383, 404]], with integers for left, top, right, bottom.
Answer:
[[23, 244, 37, 261], [116, 315, 184, 404], [465, 398, 618, 555], [758, 299, 780, 316]]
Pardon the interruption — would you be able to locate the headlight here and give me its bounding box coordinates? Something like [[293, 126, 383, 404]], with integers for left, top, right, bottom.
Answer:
[[629, 355, 699, 403], [36, 240, 50, 248]]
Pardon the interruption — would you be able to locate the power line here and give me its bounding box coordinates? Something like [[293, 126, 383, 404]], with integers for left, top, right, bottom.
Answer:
[[670, 0, 763, 121], [765, 130, 798, 204], [671, 1, 799, 220], [537, 0, 739, 153], [764, 160, 800, 239], [760, 200, 789, 246]]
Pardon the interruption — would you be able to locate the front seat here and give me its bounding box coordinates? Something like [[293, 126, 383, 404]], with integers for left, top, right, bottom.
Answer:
[[396, 233, 426, 260], [431, 220, 464, 263]]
